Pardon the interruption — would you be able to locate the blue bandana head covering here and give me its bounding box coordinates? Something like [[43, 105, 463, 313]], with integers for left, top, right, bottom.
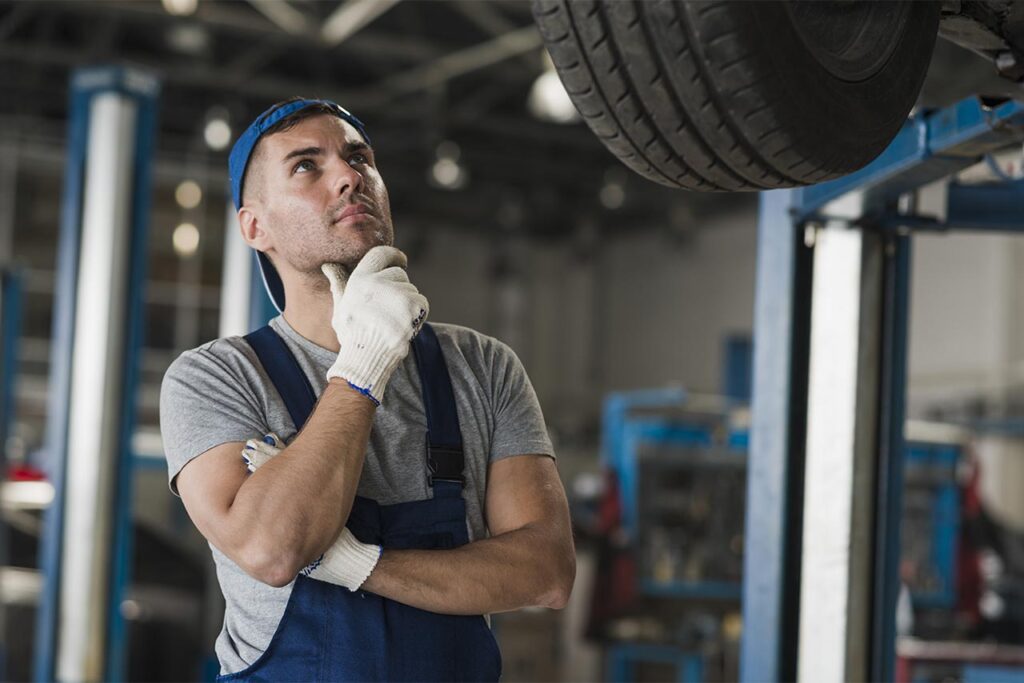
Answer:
[[228, 99, 371, 312]]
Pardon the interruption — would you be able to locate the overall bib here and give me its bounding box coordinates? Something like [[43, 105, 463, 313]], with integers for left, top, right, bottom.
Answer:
[[216, 323, 502, 682]]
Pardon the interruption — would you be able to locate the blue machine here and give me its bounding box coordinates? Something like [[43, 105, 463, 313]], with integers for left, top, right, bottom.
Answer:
[[601, 389, 745, 596], [902, 442, 961, 610], [600, 385, 965, 682], [606, 643, 704, 683]]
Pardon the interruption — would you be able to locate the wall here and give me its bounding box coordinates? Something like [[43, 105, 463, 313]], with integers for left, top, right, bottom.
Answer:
[[402, 207, 760, 432], [906, 180, 1024, 416]]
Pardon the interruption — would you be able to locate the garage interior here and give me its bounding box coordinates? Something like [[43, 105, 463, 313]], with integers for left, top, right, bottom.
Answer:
[[5, 1, 1024, 682]]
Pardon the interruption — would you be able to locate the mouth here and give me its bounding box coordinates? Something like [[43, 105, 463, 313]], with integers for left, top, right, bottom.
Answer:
[[333, 204, 374, 223]]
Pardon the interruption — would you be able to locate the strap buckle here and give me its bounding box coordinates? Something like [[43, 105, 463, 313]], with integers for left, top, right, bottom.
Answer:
[[427, 444, 465, 486]]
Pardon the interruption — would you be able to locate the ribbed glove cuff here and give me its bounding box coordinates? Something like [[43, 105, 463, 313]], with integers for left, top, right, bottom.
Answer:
[[302, 527, 382, 592], [326, 329, 405, 404]]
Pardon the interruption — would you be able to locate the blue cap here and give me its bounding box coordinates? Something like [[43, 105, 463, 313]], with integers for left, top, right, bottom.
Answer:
[[228, 99, 371, 312]]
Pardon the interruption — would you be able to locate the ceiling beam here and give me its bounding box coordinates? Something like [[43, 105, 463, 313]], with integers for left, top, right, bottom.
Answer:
[[450, 0, 537, 69], [321, 0, 401, 46], [358, 24, 542, 107], [42, 0, 440, 63], [245, 0, 309, 36]]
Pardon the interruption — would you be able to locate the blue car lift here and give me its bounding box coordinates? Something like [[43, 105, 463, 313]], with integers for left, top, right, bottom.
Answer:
[[742, 97, 1024, 682]]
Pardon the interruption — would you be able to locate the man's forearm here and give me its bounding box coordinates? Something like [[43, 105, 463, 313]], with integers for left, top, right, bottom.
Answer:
[[230, 379, 375, 579], [361, 524, 576, 615]]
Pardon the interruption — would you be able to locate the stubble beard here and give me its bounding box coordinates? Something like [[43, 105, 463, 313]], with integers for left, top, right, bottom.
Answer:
[[286, 212, 394, 286]]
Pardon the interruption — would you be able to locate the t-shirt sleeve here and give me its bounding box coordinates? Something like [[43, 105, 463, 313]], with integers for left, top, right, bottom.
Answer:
[[159, 343, 268, 495], [487, 339, 555, 462]]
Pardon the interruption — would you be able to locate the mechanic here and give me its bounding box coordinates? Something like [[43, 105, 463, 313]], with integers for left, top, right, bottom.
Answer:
[[159, 97, 576, 681]]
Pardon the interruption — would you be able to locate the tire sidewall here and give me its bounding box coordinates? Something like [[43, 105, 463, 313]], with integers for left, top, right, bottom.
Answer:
[[739, 1, 939, 174]]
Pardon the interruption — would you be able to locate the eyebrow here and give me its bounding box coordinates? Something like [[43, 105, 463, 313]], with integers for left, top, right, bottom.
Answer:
[[281, 141, 373, 163]]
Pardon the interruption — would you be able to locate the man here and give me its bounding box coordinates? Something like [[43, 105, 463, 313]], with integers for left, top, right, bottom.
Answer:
[[159, 98, 576, 681]]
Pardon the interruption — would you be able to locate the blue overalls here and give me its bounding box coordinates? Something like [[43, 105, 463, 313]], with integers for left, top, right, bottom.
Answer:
[[217, 323, 502, 682]]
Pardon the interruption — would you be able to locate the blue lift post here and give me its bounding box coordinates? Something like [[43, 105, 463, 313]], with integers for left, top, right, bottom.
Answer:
[[740, 189, 812, 683], [0, 269, 22, 468], [741, 97, 1024, 682], [34, 66, 159, 683], [0, 268, 23, 679]]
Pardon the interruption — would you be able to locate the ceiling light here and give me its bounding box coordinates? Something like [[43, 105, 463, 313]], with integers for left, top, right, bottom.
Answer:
[[204, 117, 231, 151], [175, 180, 202, 209], [173, 222, 200, 258], [1, 481, 55, 510], [162, 0, 198, 16], [529, 70, 581, 124], [431, 159, 463, 188], [428, 141, 468, 190], [528, 52, 581, 124]]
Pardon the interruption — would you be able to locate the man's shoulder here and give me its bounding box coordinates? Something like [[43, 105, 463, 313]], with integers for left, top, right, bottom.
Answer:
[[429, 322, 511, 351], [429, 321, 490, 344], [163, 334, 259, 387], [428, 322, 513, 363], [426, 323, 530, 395]]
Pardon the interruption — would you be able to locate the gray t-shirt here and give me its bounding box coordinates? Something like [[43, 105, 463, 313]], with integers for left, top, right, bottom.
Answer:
[[159, 316, 554, 675]]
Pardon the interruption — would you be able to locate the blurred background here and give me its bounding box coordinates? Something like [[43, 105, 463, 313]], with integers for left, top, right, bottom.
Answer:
[[4, 1, 1024, 681]]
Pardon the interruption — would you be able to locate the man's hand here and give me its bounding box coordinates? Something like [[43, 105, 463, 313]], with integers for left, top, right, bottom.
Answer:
[[241, 436, 382, 591], [241, 433, 284, 472], [322, 246, 429, 405]]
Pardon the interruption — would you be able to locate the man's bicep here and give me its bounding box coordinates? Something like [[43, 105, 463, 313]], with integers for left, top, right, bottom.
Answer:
[[159, 346, 268, 493], [484, 454, 570, 537], [176, 441, 250, 553]]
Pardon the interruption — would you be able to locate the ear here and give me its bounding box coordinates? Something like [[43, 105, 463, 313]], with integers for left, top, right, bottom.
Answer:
[[238, 207, 272, 252]]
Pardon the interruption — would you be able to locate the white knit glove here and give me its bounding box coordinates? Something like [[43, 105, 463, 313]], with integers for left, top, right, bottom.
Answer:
[[322, 246, 428, 405], [241, 435, 382, 591], [241, 434, 283, 472]]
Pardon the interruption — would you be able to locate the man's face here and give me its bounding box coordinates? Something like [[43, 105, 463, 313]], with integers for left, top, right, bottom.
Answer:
[[248, 114, 394, 278]]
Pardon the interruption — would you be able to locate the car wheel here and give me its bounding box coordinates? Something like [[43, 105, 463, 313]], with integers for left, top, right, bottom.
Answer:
[[533, 0, 940, 192]]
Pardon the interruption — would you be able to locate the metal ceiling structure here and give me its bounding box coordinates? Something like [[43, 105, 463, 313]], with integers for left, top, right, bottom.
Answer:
[[0, 0, 1010, 243], [0, 0, 728, 241]]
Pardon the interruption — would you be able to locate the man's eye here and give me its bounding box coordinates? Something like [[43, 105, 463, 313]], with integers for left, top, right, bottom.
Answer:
[[293, 159, 316, 173], [349, 153, 369, 166]]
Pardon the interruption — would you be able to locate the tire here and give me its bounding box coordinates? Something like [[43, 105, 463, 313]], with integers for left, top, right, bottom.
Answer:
[[533, 1, 940, 192]]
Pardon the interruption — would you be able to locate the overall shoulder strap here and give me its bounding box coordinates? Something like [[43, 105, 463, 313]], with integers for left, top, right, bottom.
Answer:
[[411, 323, 465, 487], [243, 325, 318, 432], [245, 323, 464, 488]]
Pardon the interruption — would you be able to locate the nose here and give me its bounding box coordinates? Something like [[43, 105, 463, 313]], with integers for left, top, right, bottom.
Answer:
[[332, 158, 363, 198]]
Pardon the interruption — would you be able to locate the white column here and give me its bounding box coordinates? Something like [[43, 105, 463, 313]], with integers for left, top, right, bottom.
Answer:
[[57, 92, 138, 682], [219, 203, 251, 338], [797, 193, 879, 683]]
